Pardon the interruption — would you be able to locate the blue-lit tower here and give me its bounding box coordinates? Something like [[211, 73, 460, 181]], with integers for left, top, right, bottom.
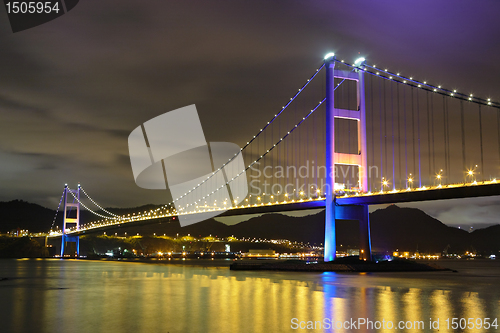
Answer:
[[60, 184, 81, 257], [324, 54, 372, 262]]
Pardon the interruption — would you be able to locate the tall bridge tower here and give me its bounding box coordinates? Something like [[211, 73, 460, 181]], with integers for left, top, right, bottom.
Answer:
[[324, 53, 371, 262], [60, 184, 80, 257]]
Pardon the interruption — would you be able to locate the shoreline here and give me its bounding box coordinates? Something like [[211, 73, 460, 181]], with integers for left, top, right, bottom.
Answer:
[[230, 260, 456, 272], [0, 257, 463, 272]]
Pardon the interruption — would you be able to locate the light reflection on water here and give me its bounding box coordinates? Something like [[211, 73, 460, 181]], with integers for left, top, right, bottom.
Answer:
[[0, 259, 498, 333]]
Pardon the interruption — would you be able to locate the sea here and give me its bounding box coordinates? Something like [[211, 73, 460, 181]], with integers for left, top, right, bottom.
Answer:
[[0, 259, 498, 332]]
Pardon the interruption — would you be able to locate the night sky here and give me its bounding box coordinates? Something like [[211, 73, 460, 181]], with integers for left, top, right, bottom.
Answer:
[[1, 0, 500, 229]]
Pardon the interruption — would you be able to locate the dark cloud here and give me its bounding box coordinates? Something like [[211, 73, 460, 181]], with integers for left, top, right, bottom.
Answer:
[[0, 94, 50, 116], [1, 0, 500, 227]]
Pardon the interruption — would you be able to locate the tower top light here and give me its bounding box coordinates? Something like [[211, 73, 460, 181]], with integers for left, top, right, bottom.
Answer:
[[324, 52, 335, 60], [354, 57, 366, 66]]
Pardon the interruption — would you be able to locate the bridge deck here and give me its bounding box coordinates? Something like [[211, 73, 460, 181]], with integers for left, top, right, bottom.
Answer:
[[53, 181, 500, 237]]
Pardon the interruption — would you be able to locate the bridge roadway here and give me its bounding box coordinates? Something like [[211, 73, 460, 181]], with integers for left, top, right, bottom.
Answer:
[[54, 181, 500, 237]]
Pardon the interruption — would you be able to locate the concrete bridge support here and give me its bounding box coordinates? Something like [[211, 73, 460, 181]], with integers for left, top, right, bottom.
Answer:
[[324, 53, 371, 262], [60, 184, 81, 257]]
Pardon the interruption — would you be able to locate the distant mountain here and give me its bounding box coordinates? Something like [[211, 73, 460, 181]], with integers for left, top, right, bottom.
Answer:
[[370, 205, 471, 253], [0, 200, 57, 233], [0, 200, 164, 233], [101, 213, 326, 245], [470, 224, 500, 253], [1, 200, 499, 254]]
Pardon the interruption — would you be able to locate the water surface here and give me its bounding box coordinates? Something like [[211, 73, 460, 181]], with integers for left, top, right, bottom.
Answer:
[[0, 259, 498, 332]]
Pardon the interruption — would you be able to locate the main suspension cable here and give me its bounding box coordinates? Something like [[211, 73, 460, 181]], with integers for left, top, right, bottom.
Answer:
[[79, 186, 121, 218], [173, 65, 325, 204], [50, 188, 65, 231], [181, 98, 328, 210], [179, 69, 356, 210], [67, 188, 118, 220]]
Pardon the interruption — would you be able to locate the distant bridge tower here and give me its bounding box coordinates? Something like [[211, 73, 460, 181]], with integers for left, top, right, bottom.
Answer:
[[324, 53, 371, 262], [60, 184, 80, 257]]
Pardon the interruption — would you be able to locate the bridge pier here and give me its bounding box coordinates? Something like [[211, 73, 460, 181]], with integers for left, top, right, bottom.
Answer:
[[324, 53, 371, 262], [334, 204, 372, 261], [358, 205, 372, 261], [324, 197, 336, 262], [61, 235, 80, 258]]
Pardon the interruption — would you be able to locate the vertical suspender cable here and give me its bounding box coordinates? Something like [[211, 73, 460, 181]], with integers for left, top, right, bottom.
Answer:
[[322, 75, 325, 194], [263, 108, 268, 201], [272, 107, 275, 199], [411, 87, 416, 183], [460, 101, 466, 182], [299, 91, 302, 196], [397, 84, 402, 189], [298, 93, 301, 195], [334, 78, 338, 191], [426, 91, 431, 185], [343, 80, 347, 185], [442, 96, 448, 183], [379, 77, 384, 189], [348, 77, 351, 187], [314, 95, 317, 193], [319, 71, 326, 193], [278, 105, 281, 197], [264, 106, 267, 201], [342, 80, 346, 185], [404, 85, 408, 187], [478, 105, 484, 182], [255, 130, 258, 204], [498, 108, 500, 169], [294, 97, 297, 197], [417, 88, 421, 188], [391, 81, 395, 190], [384, 80, 388, 185], [257, 131, 260, 203], [370, 75, 375, 192], [286, 104, 289, 199], [344, 80, 348, 185], [431, 94, 435, 174], [304, 94, 308, 195], [250, 132, 253, 192], [256, 121, 259, 203], [445, 97, 451, 183]]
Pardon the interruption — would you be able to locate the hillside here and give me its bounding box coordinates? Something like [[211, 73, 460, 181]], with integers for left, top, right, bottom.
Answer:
[[370, 205, 471, 253], [0, 200, 498, 254], [0, 200, 57, 233]]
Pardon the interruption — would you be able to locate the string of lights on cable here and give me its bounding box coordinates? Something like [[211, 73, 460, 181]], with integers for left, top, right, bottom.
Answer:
[[67, 187, 118, 220], [334, 58, 499, 108], [176, 96, 327, 212], [175, 65, 357, 212], [170, 64, 326, 206], [49, 188, 65, 231], [79, 185, 122, 218]]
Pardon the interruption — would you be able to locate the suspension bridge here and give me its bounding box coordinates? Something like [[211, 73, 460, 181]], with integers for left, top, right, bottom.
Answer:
[[48, 53, 500, 261]]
